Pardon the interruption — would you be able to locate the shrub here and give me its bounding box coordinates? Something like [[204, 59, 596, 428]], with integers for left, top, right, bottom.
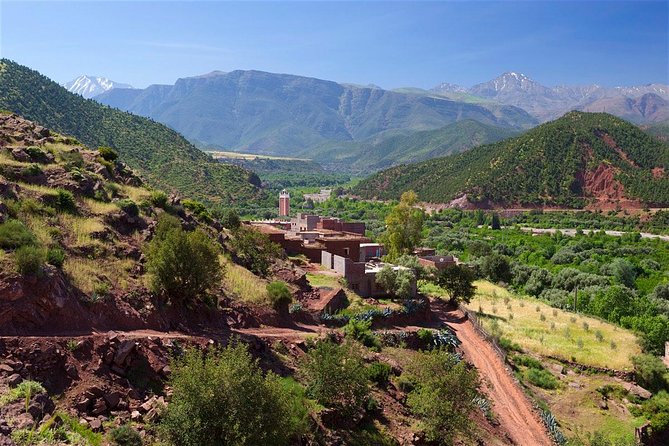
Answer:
[[229, 226, 283, 277], [97, 146, 118, 162], [147, 227, 222, 304], [266, 281, 293, 310], [404, 349, 480, 445], [59, 150, 84, 168], [0, 380, 46, 406], [46, 247, 65, 268], [220, 209, 241, 230], [182, 199, 212, 222], [25, 146, 48, 162], [149, 190, 168, 208], [52, 189, 77, 213], [14, 245, 45, 276], [159, 343, 307, 446], [0, 220, 35, 248], [525, 368, 559, 390], [300, 340, 369, 417], [343, 318, 380, 349], [632, 354, 669, 393], [109, 425, 142, 446], [21, 163, 42, 177], [116, 199, 139, 217], [367, 362, 392, 386]]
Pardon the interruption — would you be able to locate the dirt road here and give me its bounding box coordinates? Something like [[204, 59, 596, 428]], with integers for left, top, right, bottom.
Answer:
[[431, 299, 552, 445]]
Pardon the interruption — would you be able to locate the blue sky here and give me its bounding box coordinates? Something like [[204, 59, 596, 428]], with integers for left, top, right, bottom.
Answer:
[[1, 1, 667, 89]]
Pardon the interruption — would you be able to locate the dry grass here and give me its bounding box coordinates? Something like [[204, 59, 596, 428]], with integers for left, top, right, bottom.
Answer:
[[83, 198, 118, 216], [58, 215, 106, 247], [64, 257, 134, 294], [222, 257, 270, 306], [465, 281, 640, 370], [118, 184, 151, 203], [23, 215, 55, 247]]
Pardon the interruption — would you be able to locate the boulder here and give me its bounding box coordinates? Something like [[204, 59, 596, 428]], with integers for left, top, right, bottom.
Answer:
[[113, 340, 136, 367], [104, 391, 121, 409], [10, 148, 30, 162], [7, 373, 22, 387], [27, 393, 55, 420]]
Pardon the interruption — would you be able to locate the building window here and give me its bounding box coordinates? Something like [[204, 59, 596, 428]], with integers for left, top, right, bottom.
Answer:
[[344, 247, 350, 256]]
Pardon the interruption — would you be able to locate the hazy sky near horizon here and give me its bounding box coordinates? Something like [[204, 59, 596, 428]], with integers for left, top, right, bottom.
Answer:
[[1, 1, 667, 89]]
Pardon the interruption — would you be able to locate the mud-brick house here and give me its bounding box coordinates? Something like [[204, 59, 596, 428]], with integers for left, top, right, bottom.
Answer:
[[418, 254, 458, 271], [359, 243, 384, 262], [321, 251, 416, 298]]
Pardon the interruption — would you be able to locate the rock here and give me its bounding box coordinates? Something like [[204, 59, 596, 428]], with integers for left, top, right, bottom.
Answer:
[[114, 340, 136, 367], [160, 365, 171, 377], [0, 364, 14, 373], [12, 412, 34, 430], [75, 398, 91, 413], [0, 418, 10, 436], [104, 392, 121, 409], [65, 363, 78, 378], [7, 374, 22, 386], [11, 148, 30, 162], [89, 418, 102, 431], [84, 386, 104, 399], [598, 399, 608, 410], [90, 398, 107, 415], [131, 410, 141, 420], [625, 383, 652, 400], [27, 393, 55, 420]]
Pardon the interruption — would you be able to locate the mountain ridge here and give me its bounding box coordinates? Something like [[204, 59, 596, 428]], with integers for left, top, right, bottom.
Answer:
[[64, 75, 132, 99]]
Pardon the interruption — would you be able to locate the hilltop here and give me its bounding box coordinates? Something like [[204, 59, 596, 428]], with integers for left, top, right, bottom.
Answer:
[[0, 60, 261, 204], [354, 112, 669, 208], [94, 69, 537, 157]]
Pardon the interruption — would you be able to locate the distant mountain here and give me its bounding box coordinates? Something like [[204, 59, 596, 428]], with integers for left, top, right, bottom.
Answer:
[[64, 75, 132, 99], [0, 60, 261, 204], [432, 82, 467, 94], [343, 119, 520, 172], [95, 70, 537, 158], [433, 72, 669, 123], [354, 111, 669, 208]]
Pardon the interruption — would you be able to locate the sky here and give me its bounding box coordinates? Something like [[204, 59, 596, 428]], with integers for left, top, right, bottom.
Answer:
[[1, 1, 667, 90]]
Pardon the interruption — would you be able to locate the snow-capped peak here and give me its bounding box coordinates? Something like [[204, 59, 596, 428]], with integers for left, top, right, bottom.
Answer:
[[63, 75, 132, 99]]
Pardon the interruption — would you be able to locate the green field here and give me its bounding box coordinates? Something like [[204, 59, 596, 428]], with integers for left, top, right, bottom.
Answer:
[[206, 150, 311, 161]]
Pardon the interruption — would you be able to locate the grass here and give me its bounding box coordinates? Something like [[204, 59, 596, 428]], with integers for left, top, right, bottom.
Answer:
[[58, 214, 105, 247], [64, 257, 133, 294], [538, 372, 645, 444], [306, 271, 372, 312], [464, 281, 640, 370], [223, 257, 270, 306], [0, 381, 45, 407], [83, 198, 118, 215], [118, 184, 151, 203], [306, 272, 341, 288], [207, 150, 311, 161]]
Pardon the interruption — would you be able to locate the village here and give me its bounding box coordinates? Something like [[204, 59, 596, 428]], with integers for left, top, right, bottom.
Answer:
[[249, 189, 458, 301]]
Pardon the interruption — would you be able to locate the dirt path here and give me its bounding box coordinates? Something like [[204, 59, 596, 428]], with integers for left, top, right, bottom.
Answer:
[[431, 299, 552, 446]]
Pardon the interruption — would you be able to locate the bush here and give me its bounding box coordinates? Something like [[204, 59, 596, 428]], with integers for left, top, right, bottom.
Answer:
[[434, 264, 475, 304], [300, 340, 369, 417], [220, 209, 241, 230], [404, 349, 480, 445], [46, 247, 65, 268], [147, 226, 222, 304], [632, 354, 669, 393], [149, 190, 168, 208], [159, 343, 307, 446], [367, 362, 392, 386], [266, 281, 292, 310], [116, 199, 139, 217], [229, 226, 283, 277], [480, 254, 512, 284], [109, 425, 142, 446], [525, 368, 559, 390], [14, 245, 45, 276], [182, 199, 212, 222], [97, 146, 118, 162], [21, 163, 43, 177], [52, 189, 77, 214], [0, 220, 35, 249], [343, 319, 380, 349]]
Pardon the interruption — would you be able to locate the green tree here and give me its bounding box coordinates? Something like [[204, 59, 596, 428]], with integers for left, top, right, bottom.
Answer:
[[375, 265, 415, 299], [404, 350, 480, 445], [228, 226, 282, 277], [380, 190, 425, 261], [300, 340, 369, 418], [147, 224, 222, 304], [480, 254, 512, 284], [160, 343, 307, 446], [435, 264, 476, 304]]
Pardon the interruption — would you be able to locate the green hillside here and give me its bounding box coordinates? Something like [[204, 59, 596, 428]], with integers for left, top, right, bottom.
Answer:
[[643, 118, 669, 143], [354, 112, 669, 207], [0, 60, 261, 204]]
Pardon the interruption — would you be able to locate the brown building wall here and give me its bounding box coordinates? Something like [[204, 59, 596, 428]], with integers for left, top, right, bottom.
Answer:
[[320, 239, 361, 262]]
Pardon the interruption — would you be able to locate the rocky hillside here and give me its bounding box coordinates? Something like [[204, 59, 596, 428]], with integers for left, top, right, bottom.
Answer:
[[0, 60, 261, 204], [354, 112, 669, 208], [95, 69, 537, 157]]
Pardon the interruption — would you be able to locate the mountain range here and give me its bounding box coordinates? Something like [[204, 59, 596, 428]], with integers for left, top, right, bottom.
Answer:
[[354, 111, 669, 208], [433, 72, 669, 123], [93, 70, 538, 159], [63, 75, 132, 99], [0, 60, 260, 204]]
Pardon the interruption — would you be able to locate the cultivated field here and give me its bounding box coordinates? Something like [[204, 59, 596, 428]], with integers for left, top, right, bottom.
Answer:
[[464, 281, 641, 370]]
